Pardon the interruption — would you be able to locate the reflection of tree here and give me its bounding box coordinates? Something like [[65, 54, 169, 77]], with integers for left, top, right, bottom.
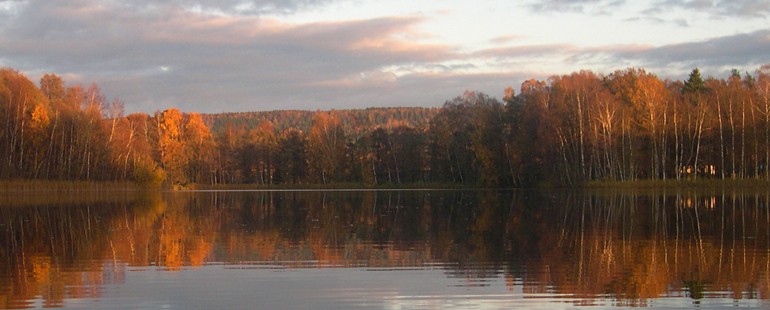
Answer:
[[3, 189, 770, 307], [510, 189, 770, 305], [0, 193, 157, 308]]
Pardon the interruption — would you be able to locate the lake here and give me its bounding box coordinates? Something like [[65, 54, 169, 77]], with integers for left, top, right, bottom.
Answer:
[[1, 188, 769, 309]]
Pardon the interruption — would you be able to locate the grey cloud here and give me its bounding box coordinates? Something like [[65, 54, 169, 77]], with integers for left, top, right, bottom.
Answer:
[[596, 29, 770, 78], [619, 30, 770, 67], [429, 63, 477, 71], [528, 0, 626, 14], [471, 30, 770, 83], [112, 0, 333, 16], [473, 44, 576, 59], [624, 15, 689, 28], [3, 0, 768, 114], [628, 0, 770, 29], [647, 0, 770, 18], [645, 0, 715, 13], [673, 18, 689, 27], [185, 0, 331, 15], [0, 0, 460, 113], [488, 35, 524, 45], [717, 0, 770, 18]]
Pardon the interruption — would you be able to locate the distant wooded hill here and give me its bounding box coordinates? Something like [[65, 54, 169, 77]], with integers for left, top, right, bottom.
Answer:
[[201, 108, 439, 135]]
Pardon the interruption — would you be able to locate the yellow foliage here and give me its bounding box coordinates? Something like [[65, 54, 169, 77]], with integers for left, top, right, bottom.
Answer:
[[29, 104, 50, 132]]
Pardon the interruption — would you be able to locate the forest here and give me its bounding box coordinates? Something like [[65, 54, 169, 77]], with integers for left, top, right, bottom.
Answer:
[[1, 65, 770, 187]]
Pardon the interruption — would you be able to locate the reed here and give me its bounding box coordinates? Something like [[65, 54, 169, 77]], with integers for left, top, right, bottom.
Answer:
[[0, 180, 157, 207], [585, 178, 770, 189], [190, 181, 472, 191]]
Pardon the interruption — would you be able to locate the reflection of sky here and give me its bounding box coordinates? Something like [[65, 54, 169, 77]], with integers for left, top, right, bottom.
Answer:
[[44, 263, 770, 309]]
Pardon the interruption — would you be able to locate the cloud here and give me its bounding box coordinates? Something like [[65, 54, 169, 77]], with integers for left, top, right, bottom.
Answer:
[[646, 0, 770, 19], [609, 29, 770, 76], [466, 29, 770, 83], [716, 0, 770, 18], [488, 35, 525, 45], [0, 0, 467, 112], [473, 44, 577, 59], [527, 0, 626, 14], [488, 29, 767, 80], [1, 0, 768, 113], [102, 0, 334, 17]]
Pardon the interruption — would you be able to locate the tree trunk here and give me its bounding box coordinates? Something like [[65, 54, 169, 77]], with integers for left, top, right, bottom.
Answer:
[[717, 96, 726, 179]]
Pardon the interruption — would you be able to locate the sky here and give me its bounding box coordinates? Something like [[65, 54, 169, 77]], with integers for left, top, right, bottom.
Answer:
[[1, 0, 769, 113]]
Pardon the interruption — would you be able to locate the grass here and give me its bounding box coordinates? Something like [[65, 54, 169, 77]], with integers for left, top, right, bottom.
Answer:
[[0, 179, 150, 192], [582, 178, 770, 197], [585, 178, 770, 189], [5, 177, 768, 194], [0, 179, 158, 207], [189, 181, 475, 191]]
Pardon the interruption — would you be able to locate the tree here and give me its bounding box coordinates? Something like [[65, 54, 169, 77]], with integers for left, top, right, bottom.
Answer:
[[683, 68, 705, 96], [307, 111, 347, 183], [428, 91, 506, 185], [390, 126, 425, 184], [468, 93, 508, 186], [214, 123, 245, 184], [547, 71, 605, 183], [236, 121, 278, 185], [276, 128, 307, 184], [157, 108, 188, 185], [76, 84, 111, 180], [757, 65, 770, 178], [516, 79, 552, 184], [680, 68, 708, 179], [369, 127, 392, 184], [39, 74, 65, 179], [184, 112, 215, 184], [605, 68, 669, 180], [428, 93, 477, 184]]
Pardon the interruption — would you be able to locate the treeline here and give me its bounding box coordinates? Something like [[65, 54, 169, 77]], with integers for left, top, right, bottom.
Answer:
[[2, 65, 770, 187], [202, 108, 437, 136], [0, 70, 120, 181], [515, 66, 770, 184]]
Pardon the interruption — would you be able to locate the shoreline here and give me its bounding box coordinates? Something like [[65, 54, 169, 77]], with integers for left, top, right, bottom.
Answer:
[[584, 178, 770, 189], [2, 178, 770, 193], [0, 180, 148, 192], [187, 182, 474, 191]]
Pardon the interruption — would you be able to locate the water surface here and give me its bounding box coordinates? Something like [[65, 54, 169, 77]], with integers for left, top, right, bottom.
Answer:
[[1, 189, 769, 309]]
